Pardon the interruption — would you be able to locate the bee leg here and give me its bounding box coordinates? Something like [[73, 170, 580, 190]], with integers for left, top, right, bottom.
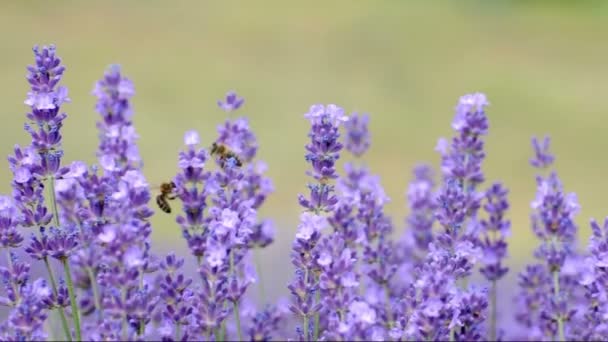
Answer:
[[168, 194, 178, 200]]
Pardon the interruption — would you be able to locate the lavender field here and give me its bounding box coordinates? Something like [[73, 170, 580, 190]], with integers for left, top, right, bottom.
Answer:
[[1, 1, 608, 341]]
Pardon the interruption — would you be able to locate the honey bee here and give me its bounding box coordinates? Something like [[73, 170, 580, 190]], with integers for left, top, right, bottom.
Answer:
[[210, 142, 243, 168], [156, 181, 177, 213]]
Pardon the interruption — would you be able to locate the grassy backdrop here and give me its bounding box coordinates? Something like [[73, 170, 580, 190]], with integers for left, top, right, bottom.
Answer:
[[1, 1, 607, 298]]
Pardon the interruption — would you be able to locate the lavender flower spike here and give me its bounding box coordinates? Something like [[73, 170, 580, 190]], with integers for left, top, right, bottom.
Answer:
[[343, 113, 370, 157], [404, 164, 436, 261], [530, 136, 554, 169], [93, 64, 142, 175], [24, 45, 70, 176], [290, 104, 346, 341], [479, 182, 510, 341], [218, 90, 245, 112], [479, 182, 510, 282]]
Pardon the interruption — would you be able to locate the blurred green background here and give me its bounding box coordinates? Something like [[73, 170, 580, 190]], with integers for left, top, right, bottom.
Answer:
[[1, 1, 607, 298]]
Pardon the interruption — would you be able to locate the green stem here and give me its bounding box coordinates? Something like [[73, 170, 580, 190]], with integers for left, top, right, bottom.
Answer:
[[303, 269, 309, 341], [87, 267, 102, 321], [221, 324, 227, 341], [121, 288, 128, 340], [228, 249, 242, 339], [44, 257, 71, 341], [47, 175, 61, 227], [138, 270, 145, 336], [313, 279, 320, 341], [553, 270, 565, 341], [383, 283, 394, 327], [45, 176, 74, 341], [234, 300, 243, 341], [254, 249, 266, 305], [62, 258, 81, 341], [449, 326, 455, 342], [490, 280, 497, 341], [175, 322, 181, 341]]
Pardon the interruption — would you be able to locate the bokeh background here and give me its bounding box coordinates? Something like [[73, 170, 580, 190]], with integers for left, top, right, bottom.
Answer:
[[1, 1, 607, 303]]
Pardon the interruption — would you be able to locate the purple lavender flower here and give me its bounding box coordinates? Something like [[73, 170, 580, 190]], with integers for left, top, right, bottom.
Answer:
[[0, 196, 24, 248], [530, 136, 554, 169], [314, 233, 359, 340], [93, 65, 141, 175], [246, 303, 286, 341], [63, 65, 157, 340], [216, 117, 258, 163], [343, 113, 370, 157], [440, 93, 489, 187], [519, 136, 580, 342], [514, 264, 553, 340], [155, 253, 194, 340], [0, 278, 52, 341], [451, 288, 489, 341], [478, 182, 510, 341], [479, 183, 510, 281], [290, 104, 347, 341], [23, 45, 70, 176], [218, 90, 245, 112], [403, 164, 436, 261], [571, 218, 608, 341], [530, 171, 579, 272], [8, 145, 51, 229]]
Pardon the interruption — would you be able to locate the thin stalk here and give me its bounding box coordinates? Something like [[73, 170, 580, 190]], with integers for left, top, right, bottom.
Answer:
[[229, 249, 241, 341], [47, 175, 61, 228], [490, 280, 497, 341], [303, 269, 309, 341], [121, 287, 128, 340], [175, 322, 181, 341], [221, 324, 227, 341], [45, 176, 74, 341], [62, 258, 82, 341], [44, 257, 71, 341], [553, 270, 565, 342], [449, 326, 455, 342], [383, 283, 394, 327], [254, 249, 266, 305], [313, 278, 320, 341], [233, 300, 243, 341], [86, 267, 102, 320], [138, 269, 145, 336]]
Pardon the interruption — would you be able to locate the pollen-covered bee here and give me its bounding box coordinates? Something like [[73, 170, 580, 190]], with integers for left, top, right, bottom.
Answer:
[[156, 181, 177, 213], [210, 142, 243, 168]]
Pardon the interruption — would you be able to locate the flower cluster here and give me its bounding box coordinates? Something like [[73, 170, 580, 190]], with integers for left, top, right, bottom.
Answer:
[[1, 44, 607, 342]]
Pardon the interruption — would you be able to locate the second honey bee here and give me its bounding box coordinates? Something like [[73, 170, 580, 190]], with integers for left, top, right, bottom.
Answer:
[[156, 181, 177, 214], [210, 142, 243, 168]]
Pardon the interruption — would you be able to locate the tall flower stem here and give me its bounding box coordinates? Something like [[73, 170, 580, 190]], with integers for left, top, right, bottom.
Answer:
[[44, 176, 72, 341], [303, 269, 309, 341], [61, 258, 81, 341], [254, 249, 266, 304], [44, 258, 71, 340], [229, 250, 243, 341], [48, 176, 61, 227], [87, 267, 102, 320], [313, 286, 320, 341], [553, 270, 565, 342], [234, 300, 243, 341], [383, 283, 394, 327], [490, 280, 497, 341]]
